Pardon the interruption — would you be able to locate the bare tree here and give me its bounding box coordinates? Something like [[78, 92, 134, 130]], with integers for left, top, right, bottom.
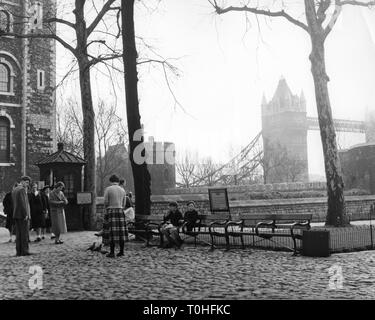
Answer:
[[176, 152, 198, 188], [56, 99, 84, 157], [95, 100, 128, 195], [57, 98, 128, 196], [260, 142, 306, 184], [210, 0, 375, 226], [121, 0, 152, 215]]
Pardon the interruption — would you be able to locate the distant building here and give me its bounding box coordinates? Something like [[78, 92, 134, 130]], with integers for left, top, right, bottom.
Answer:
[[0, 0, 57, 193], [261, 77, 308, 183], [97, 137, 176, 196], [144, 136, 176, 195], [339, 143, 375, 194]]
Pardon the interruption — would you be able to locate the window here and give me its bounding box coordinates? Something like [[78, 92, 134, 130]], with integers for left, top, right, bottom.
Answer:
[[0, 10, 10, 33], [0, 117, 10, 162], [0, 63, 10, 92], [37, 69, 45, 90], [30, 2, 43, 31]]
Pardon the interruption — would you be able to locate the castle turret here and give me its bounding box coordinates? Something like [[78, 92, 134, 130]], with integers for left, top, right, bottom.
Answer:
[[261, 77, 308, 183]]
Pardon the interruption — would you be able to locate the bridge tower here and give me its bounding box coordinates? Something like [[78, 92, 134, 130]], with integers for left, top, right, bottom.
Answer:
[[261, 77, 308, 183]]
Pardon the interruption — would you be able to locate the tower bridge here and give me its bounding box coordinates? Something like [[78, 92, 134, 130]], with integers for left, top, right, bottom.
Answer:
[[306, 117, 365, 133], [261, 77, 372, 183]]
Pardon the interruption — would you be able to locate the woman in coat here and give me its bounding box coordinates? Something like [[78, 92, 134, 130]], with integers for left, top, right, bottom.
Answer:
[[40, 186, 53, 239], [49, 182, 68, 244], [29, 182, 46, 242]]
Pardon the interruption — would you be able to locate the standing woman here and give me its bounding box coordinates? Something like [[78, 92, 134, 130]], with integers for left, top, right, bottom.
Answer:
[[29, 183, 46, 242], [40, 186, 51, 239], [3, 183, 18, 242], [102, 175, 127, 258], [49, 182, 68, 244]]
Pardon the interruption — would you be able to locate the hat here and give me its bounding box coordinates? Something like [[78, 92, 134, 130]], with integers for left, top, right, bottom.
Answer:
[[20, 176, 31, 182], [168, 201, 178, 207], [42, 185, 51, 191], [54, 181, 65, 189], [187, 201, 196, 207]]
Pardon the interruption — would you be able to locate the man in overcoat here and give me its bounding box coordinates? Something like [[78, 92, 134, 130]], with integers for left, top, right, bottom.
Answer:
[[12, 176, 32, 256]]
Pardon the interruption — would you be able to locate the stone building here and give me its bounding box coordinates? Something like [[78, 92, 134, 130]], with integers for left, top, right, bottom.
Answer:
[[0, 0, 56, 193], [97, 137, 176, 196], [261, 77, 308, 183], [339, 143, 375, 194]]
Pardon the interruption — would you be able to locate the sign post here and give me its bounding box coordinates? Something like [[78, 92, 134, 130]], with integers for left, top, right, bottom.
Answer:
[[208, 188, 230, 216], [77, 192, 93, 229]]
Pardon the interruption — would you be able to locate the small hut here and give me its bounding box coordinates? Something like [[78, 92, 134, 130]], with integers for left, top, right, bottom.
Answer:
[[35, 142, 86, 230]]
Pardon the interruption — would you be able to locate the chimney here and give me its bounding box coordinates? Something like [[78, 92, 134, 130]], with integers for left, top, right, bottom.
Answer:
[[57, 142, 64, 151]]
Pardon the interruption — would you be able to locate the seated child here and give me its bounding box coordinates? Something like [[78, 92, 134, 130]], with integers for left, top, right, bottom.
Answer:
[[160, 201, 183, 248], [184, 201, 199, 233]]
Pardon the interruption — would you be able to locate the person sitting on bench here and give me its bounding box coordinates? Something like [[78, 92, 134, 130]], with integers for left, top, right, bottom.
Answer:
[[160, 201, 183, 249], [184, 201, 199, 234]]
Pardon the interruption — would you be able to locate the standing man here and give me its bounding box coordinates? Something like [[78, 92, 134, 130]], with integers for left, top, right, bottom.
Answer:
[[12, 176, 32, 256]]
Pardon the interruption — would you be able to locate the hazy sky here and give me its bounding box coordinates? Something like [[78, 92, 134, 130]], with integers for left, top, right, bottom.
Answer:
[[57, 0, 375, 178]]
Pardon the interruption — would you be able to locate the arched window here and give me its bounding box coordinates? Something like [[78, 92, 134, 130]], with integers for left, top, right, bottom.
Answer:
[[0, 10, 10, 33], [0, 117, 10, 162], [0, 63, 10, 92]]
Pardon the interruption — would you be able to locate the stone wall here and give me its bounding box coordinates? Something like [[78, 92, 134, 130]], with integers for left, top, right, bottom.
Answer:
[[165, 181, 327, 195], [93, 195, 375, 230]]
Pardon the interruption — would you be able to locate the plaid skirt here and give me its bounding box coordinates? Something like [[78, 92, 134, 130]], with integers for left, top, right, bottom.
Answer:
[[102, 208, 127, 245]]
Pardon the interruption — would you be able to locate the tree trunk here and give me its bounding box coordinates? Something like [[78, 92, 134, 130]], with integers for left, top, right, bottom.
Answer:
[[78, 60, 97, 229], [121, 0, 151, 215], [75, 1, 97, 230], [305, 0, 349, 227]]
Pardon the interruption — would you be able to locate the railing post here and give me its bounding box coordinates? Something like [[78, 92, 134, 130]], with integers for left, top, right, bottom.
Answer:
[[370, 204, 374, 250]]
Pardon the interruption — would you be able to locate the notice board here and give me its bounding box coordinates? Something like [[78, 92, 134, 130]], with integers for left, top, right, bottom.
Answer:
[[208, 188, 230, 213]]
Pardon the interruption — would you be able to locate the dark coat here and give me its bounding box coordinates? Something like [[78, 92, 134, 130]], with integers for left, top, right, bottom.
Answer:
[[40, 193, 51, 228], [164, 209, 183, 227], [12, 186, 30, 220], [183, 209, 199, 232], [3, 192, 14, 230], [29, 192, 45, 229]]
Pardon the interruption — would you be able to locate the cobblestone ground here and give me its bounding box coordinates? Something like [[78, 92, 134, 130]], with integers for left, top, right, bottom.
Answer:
[[1, 227, 375, 300]]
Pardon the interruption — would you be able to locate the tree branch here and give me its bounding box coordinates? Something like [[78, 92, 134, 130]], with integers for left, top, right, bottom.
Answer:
[[87, 0, 118, 36], [209, 0, 309, 32], [0, 31, 77, 56]]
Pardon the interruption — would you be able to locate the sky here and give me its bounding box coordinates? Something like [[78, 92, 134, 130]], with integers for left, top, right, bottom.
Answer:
[[56, 0, 375, 179]]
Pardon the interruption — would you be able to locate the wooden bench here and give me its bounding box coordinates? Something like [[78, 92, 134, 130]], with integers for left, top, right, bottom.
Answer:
[[127, 214, 165, 247], [225, 213, 312, 254], [180, 213, 231, 248]]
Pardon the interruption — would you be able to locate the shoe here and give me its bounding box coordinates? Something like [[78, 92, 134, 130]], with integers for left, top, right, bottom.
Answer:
[[34, 237, 41, 242], [93, 244, 102, 252], [117, 252, 124, 257], [51, 236, 56, 240], [87, 242, 96, 251], [106, 253, 115, 258]]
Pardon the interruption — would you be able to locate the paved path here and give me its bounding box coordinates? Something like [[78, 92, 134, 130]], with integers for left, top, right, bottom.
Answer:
[[1, 227, 375, 300]]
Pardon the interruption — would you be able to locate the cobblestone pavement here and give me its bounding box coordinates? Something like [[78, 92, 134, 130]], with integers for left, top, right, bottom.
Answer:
[[1, 227, 375, 300]]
